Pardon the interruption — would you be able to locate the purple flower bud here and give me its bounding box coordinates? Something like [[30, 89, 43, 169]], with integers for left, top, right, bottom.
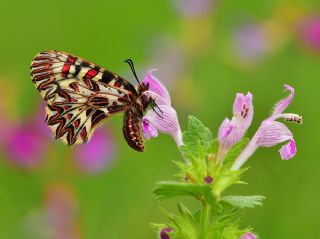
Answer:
[[240, 232, 257, 239], [204, 176, 213, 184], [160, 227, 174, 239]]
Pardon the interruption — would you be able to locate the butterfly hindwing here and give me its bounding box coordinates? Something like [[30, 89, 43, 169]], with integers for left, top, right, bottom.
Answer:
[[31, 50, 136, 144]]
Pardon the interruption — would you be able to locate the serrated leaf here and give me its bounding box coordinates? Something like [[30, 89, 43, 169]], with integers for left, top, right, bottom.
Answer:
[[181, 116, 213, 158], [221, 195, 265, 209], [224, 138, 250, 164], [153, 181, 217, 207]]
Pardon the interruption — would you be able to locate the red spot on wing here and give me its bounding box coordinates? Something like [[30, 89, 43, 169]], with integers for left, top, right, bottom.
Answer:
[[80, 127, 88, 141], [84, 69, 98, 79], [64, 106, 71, 110], [74, 119, 80, 128], [67, 56, 76, 63], [67, 114, 72, 119], [62, 63, 71, 77], [114, 80, 121, 87]]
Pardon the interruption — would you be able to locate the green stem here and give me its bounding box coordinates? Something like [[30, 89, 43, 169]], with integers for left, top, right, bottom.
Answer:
[[200, 202, 210, 239]]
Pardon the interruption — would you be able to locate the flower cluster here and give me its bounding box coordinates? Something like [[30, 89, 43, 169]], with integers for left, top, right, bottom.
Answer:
[[144, 71, 301, 170], [145, 73, 301, 239]]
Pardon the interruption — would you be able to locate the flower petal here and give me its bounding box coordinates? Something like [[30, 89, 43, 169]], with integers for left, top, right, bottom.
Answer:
[[255, 120, 293, 147], [143, 69, 171, 105], [218, 118, 233, 142], [232, 92, 253, 129], [143, 105, 183, 146], [271, 84, 295, 116], [141, 118, 158, 140], [218, 92, 253, 151], [279, 139, 297, 160]]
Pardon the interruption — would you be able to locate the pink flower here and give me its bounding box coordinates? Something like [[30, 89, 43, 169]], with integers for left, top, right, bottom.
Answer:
[[232, 85, 302, 170], [173, 0, 214, 18], [299, 16, 320, 51], [240, 232, 257, 239], [4, 104, 51, 168], [218, 92, 253, 160], [233, 23, 269, 62], [142, 70, 183, 147], [73, 127, 116, 173]]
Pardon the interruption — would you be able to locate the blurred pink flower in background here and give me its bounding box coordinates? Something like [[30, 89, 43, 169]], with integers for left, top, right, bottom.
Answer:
[[233, 23, 269, 63], [173, 0, 214, 17], [73, 127, 116, 173], [3, 104, 51, 168], [24, 183, 80, 239], [299, 15, 320, 51]]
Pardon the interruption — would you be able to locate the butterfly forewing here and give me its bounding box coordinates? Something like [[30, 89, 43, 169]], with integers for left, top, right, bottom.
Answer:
[[31, 50, 138, 145]]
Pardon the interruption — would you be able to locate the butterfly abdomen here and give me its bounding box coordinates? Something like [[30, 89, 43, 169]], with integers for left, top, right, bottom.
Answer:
[[123, 110, 144, 152]]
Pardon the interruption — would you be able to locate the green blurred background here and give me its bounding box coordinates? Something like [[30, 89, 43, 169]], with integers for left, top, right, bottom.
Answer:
[[0, 0, 319, 238]]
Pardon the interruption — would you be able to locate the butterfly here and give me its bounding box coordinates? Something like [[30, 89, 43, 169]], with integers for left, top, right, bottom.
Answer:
[[30, 50, 160, 152]]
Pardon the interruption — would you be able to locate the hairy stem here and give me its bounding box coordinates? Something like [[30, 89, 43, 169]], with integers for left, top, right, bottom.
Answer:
[[200, 202, 210, 239]]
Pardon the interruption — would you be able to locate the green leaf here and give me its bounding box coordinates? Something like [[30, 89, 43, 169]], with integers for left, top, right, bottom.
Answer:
[[153, 181, 217, 207], [181, 116, 213, 158], [221, 195, 265, 209], [224, 138, 250, 164]]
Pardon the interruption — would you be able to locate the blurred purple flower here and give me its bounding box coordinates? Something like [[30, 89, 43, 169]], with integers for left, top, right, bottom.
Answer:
[[299, 16, 320, 51], [240, 232, 257, 239], [218, 92, 253, 161], [5, 104, 51, 168], [24, 183, 80, 239], [6, 124, 46, 168], [173, 0, 214, 18], [233, 23, 269, 62], [232, 85, 302, 170], [74, 127, 116, 173], [142, 70, 183, 147], [160, 227, 174, 239]]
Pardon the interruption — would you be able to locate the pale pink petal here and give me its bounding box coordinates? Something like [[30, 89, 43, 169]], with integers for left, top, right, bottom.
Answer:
[[271, 84, 295, 116], [143, 69, 171, 105], [218, 118, 233, 142], [255, 120, 293, 147], [142, 118, 158, 140], [218, 92, 253, 153], [143, 105, 182, 146], [279, 139, 297, 160]]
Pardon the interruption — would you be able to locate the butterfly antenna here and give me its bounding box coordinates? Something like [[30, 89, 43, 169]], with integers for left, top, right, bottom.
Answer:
[[150, 100, 164, 119], [124, 59, 141, 85]]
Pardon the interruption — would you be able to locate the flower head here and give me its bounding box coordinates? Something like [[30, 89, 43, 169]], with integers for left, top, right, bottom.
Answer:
[[218, 92, 253, 160], [299, 15, 320, 51], [74, 128, 116, 173], [232, 85, 302, 170], [240, 232, 257, 239], [142, 70, 183, 147]]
